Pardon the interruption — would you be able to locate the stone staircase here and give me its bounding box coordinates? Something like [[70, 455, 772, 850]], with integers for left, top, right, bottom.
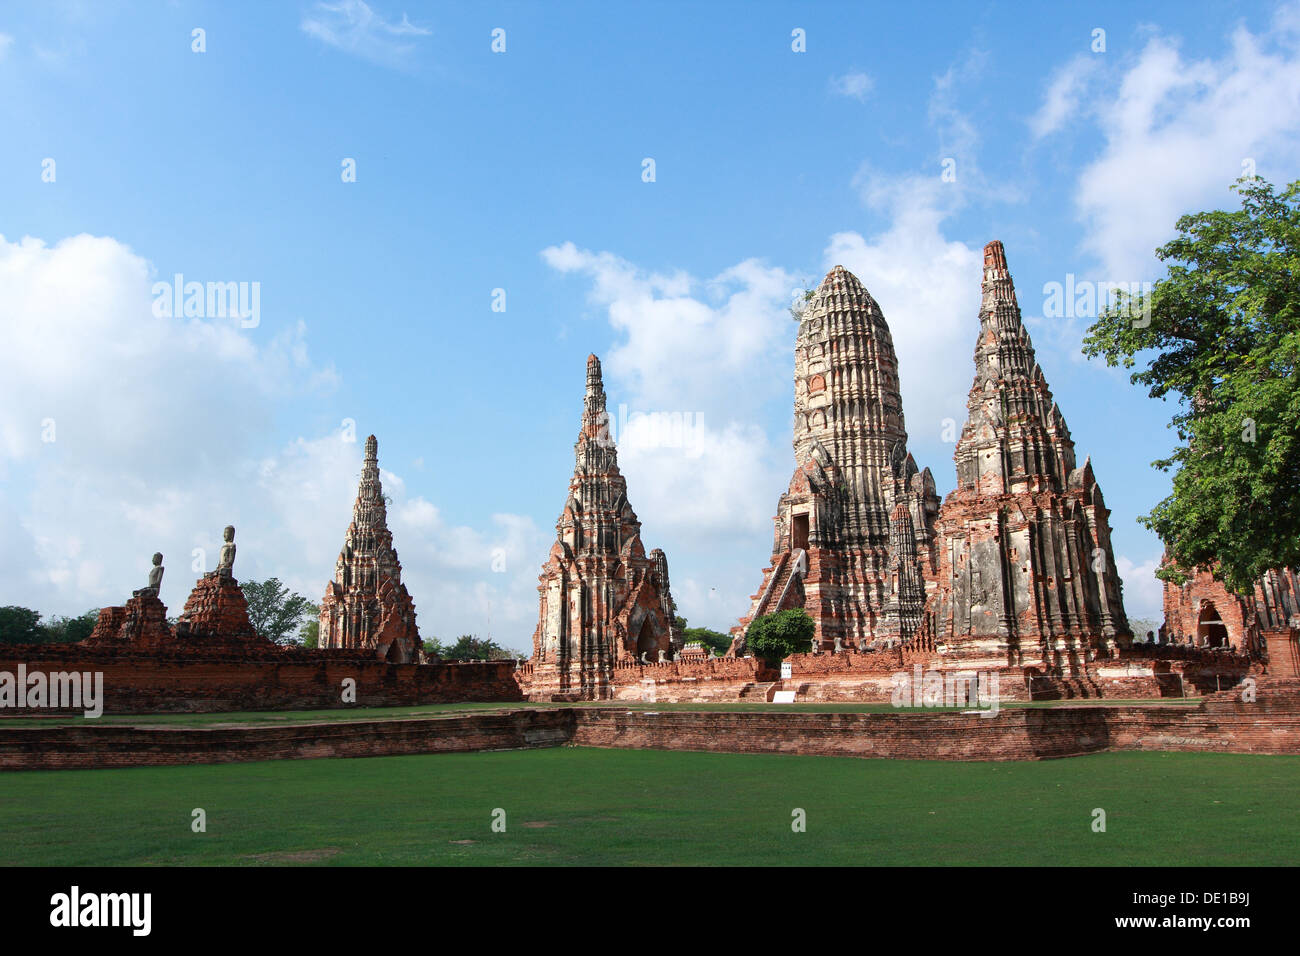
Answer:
[[766, 552, 799, 612], [738, 682, 777, 701], [746, 549, 806, 622]]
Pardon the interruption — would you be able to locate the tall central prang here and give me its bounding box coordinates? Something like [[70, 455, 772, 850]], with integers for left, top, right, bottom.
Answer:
[[732, 265, 940, 652]]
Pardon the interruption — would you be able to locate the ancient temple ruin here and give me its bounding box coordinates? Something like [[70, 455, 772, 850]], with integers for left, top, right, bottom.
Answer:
[[86, 528, 275, 652], [731, 265, 940, 653], [85, 552, 173, 649], [318, 435, 421, 663], [927, 241, 1130, 669], [1161, 559, 1299, 656], [529, 354, 682, 699]]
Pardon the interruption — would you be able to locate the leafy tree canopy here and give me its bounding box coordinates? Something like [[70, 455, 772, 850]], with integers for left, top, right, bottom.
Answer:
[[682, 626, 731, 656], [0, 606, 100, 645], [1083, 177, 1300, 593], [240, 578, 317, 645], [0, 606, 45, 645], [745, 608, 815, 664], [428, 634, 517, 661], [41, 610, 100, 644]]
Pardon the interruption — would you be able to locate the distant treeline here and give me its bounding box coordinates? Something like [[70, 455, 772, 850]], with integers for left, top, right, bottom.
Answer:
[[0, 606, 99, 645]]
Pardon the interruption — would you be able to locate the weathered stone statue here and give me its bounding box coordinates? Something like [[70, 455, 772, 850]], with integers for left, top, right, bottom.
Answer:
[[217, 525, 236, 577], [133, 552, 164, 598]]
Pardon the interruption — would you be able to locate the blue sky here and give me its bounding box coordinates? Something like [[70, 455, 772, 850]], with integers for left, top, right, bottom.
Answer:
[[2, 0, 1299, 648]]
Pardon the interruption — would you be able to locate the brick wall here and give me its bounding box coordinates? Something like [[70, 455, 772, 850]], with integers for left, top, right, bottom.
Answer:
[[0, 709, 572, 770], [0, 650, 522, 714], [551, 647, 1252, 704], [5, 680, 1299, 770]]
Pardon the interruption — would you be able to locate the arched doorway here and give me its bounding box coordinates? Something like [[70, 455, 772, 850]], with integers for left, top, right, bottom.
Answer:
[[1197, 602, 1229, 648], [384, 640, 406, 663], [635, 617, 659, 661]]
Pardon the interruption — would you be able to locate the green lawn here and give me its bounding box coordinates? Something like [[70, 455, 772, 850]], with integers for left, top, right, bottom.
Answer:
[[0, 696, 1200, 728], [0, 748, 1292, 865]]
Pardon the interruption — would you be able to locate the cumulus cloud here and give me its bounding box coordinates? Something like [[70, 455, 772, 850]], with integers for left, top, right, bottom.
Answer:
[[827, 173, 983, 455], [830, 70, 873, 101], [0, 230, 541, 649], [0, 233, 332, 474], [540, 242, 794, 413], [541, 242, 797, 628], [1072, 9, 1300, 278], [0, 231, 333, 613], [300, 0, 430, 68]]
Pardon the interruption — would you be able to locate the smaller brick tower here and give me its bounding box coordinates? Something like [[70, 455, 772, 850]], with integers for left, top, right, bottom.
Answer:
[[529, 355, 681, 699], [319, 435, 421, 662]]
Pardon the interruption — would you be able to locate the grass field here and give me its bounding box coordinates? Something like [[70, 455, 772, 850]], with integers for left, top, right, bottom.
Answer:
[[1, 747, 1294, 866]]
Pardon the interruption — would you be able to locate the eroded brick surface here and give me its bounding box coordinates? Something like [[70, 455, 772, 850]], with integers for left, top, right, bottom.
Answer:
[[1160, 562, 1300, 667], [927, 241, 1130, 671]]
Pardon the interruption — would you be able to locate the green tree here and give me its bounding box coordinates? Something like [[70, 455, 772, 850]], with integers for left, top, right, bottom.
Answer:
[[1083, 177, 1300, 593], [438, 634, 515, 661], [0, 606, 45, 645], [682, 626, 731, 656], [240, 578, 317, 645], [298, 619, 320, 649], [745, 609, 815, 665], [41, 609, 100, 644]]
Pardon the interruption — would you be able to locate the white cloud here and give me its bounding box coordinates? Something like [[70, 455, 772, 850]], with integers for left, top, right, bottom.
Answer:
[[929, 54, 983, 163], [1029, 54, 1101, 139], [541, 242, 797, 629], [0, 33, 13, 60], [301, 0, 430, 67], [0, 233, 330, 474], [1116, 554, 1164, 621], [540, 242, 793, 413], [0, 231, 331, 614], [827, 172, 983, 446], [830, 70, 873, 101], [0, 230, 542, 649], [1073, 10, 1300, 278]]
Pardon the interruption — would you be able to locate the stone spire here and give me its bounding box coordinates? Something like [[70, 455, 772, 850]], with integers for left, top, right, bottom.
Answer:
[[927, 241, 1130, 669], [955, 240, 1074, 495], [732, 264, 940, 653], [353, 434, 387, 531], [583, 353, 606, 428], [319, 434, 421, 662], [528, 355, 680, 700]]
